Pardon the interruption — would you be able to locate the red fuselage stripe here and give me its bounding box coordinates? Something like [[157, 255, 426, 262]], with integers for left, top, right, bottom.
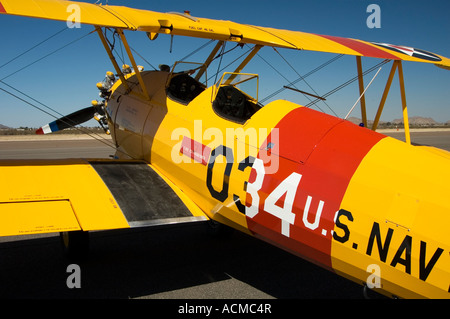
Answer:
[[249, 107, 385, 270]]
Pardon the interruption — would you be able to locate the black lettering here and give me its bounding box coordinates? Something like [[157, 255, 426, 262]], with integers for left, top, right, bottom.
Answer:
[[419, 241, 444, 281], [207, 145, 233, 202], [366, 222, 394, 263], [390, 235, 412, 274], [333, 209, 353, 243], [233, 156, 255, 214]]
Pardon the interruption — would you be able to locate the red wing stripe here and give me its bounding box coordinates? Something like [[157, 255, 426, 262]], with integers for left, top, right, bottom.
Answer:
[[0, 2, 6, 13], [317, 34, 400, 60]]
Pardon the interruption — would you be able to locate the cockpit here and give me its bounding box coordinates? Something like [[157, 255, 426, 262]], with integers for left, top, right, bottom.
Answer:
[[166, 62, 262, 124], [166, 62, 207, 105], [212, 73, 262, 124]]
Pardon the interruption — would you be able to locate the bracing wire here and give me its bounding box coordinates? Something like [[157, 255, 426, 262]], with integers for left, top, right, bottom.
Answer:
[[0, 27, 68, 71], [259, 53, 389, 118], [304, 59, 390, 108], [213, 42, 226, 84], [344, 67, 382, 119], [1, 29, 95, 81], [178, 39, 215, 63], [254, 48, 326, 114], [0, 28, 95, 118], [0, 83, 117, 150], [272, 48, 339, 117], [208, 45, 253, 83], [131, 46, 157, 71], [0, 79, 114, 146], [0, 28, 116, 149], [260, 54, 344, 103]]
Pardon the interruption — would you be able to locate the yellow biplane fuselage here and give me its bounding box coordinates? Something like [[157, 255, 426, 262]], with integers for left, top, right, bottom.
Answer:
[[1, 0, 450, 300], [105, 68, 450, 299]]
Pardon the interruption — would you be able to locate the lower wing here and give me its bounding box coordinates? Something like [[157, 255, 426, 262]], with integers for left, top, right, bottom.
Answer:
[[0, 159, 208, 237]]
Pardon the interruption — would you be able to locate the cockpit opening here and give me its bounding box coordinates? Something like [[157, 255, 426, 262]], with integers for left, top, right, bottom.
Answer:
[[166, 61, 207, 105], [165, 64, 262, 123], [212, 72, 262, 124]]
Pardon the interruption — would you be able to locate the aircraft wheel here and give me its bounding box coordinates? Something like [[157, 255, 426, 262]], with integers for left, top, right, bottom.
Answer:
[[60, 230, 90, 261]]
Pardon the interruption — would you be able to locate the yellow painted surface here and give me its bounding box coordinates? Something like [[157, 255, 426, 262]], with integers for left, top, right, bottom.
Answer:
[[0, 200, 80, 236], [0, 156, 211, 237], [0, 0, 129, 28], [332, 137, 450, 298], [147, 81, 300, 232], [1, 0, 449, 68], [0, 159, 130, 234]]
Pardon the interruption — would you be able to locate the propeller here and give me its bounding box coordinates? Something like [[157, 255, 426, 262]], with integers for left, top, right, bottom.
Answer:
[[36, 71, 115, 135], [35, 106, 97, 135]]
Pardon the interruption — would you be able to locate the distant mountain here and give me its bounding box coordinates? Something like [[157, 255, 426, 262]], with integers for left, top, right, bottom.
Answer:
[[0, 124, 10, 129], [347, 116, 448, 127], [346, 117, 364, 125], [346, 117, 381, 126], [392, 116, 439, 126]]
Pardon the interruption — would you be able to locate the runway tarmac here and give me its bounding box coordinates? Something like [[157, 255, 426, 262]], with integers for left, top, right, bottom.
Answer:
[[383, 129, 450, 151], [0, 135, 115, 159], [0, 130, 448, 301]]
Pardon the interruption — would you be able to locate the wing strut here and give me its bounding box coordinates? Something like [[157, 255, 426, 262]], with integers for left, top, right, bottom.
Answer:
[[96, 27, 150, 101], [95, 26, 131, 93], [371, 60, 411, 144], [233, 45, 263, 74], [224, 45, 263, 86], [196, 40, 225, 81], [117, 29, 150, 101], [356, 56, 368, 128], [397, 61, 411, 145]]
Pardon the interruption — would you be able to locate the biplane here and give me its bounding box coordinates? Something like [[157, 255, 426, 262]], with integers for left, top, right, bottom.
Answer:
[[0, 0, 449, 299]]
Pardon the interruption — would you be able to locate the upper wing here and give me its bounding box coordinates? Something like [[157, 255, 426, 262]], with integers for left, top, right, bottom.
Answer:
[[0, 0, 449, 69], [0, 0, 129, 28], [0, 158, 208, 237]]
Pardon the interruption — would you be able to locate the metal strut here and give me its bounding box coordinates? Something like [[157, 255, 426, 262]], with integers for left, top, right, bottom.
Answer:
[[224, 45, 263, 86], [95, 26, 150, 101], [371, 60, 411, 145], [95, 26, 131, 93], [356, 56, 368, 127], [117, 29, 150, 101]]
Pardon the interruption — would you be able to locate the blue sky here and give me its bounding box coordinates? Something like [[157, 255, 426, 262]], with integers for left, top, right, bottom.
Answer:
[[0, 0, 449, 127]]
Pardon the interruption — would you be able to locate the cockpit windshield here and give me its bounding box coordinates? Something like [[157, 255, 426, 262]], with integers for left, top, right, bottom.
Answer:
[[212, 72, 262, 123], [166, 61, 207, 104], [217, 73, 258, 102]]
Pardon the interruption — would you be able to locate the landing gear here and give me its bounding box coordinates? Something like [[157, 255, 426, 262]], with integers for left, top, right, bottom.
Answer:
[[363, 284, 389, 299], [60, 231, 90, 261]]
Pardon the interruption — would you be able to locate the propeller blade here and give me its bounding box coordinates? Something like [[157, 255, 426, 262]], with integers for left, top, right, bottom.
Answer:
[[36, 107, 96, 134]]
